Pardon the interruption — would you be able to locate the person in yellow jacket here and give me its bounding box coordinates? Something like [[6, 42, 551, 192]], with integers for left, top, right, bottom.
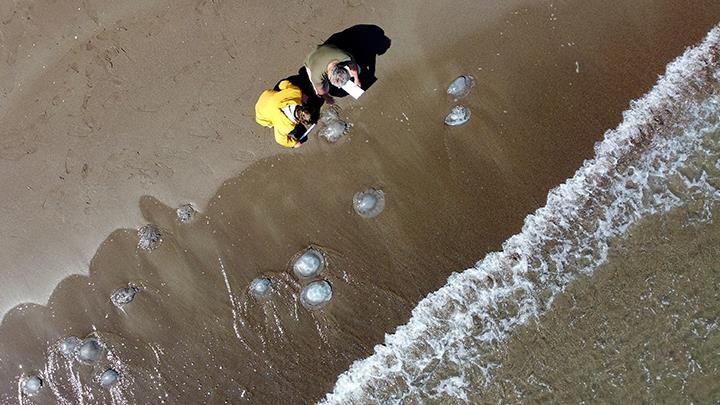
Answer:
[[255, 80, 314, 148]]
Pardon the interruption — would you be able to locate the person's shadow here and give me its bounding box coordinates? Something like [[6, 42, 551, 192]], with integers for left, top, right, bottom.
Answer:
[[323, 24, 391, 93], [282, 24, 391, 108]]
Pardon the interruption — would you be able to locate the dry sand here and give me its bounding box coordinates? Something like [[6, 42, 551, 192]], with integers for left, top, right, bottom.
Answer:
[[1, 0, 719, 402]]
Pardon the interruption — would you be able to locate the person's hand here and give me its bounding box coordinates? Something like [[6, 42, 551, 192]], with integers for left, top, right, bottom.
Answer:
[[350, 68, 361, 88], [293, 142, 303, 148]]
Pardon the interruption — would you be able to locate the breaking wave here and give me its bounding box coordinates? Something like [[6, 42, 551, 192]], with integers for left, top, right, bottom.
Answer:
[[323, 24, 720, 404]]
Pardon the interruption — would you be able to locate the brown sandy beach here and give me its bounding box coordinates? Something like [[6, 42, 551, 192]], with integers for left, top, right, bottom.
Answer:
[[1, 0, 719, 402]]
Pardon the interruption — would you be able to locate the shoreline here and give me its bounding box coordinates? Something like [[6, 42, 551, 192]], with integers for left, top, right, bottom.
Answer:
[[0, 0, 531, 317], [475, 203, 720, 402], [1, 0, 720, 402], [2, 0, 717, 318]]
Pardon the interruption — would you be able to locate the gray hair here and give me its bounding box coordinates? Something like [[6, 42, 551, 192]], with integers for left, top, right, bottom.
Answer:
[[329, 65, 351, 87]]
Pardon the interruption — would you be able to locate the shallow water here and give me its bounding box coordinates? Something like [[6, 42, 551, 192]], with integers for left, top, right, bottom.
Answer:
[[324, 24, 720, 404], [477, 205, 720, 403]]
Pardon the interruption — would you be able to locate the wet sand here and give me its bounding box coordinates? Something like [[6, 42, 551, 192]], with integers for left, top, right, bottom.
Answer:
[[1, 0, 717, 318], [475, 204, 720, 403], [1, 0, 720, 403]]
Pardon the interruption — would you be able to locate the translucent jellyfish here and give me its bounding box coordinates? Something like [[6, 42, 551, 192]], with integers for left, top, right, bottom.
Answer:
[[318, 107, 352, 143], [352, 188, 385, 218], [300, 280, 333, 309], [249, 277, 272, 298], [57, 336, 82, 359], [447, 75, 476, 99], [319, 107, 341, 124], [319, 120, 351, 143], [77, 338, 104, 364], [99, 368, 120, 388], [21, 375, 42, 396], [292, 248, 325, 279], [111, 286, 139, 307], [176, 203, 197, 223], [137, 224, 162, 251], [444, 105, 471, 126]]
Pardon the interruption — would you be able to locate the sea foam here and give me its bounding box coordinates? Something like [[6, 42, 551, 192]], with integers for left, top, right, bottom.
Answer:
[[322, 24, 720, 404]]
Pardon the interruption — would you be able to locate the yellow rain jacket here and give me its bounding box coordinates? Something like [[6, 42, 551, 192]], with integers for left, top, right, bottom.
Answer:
[[255, 80, 303, 148]]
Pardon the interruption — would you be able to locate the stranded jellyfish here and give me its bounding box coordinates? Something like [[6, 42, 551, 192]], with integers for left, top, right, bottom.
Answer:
[[444, 105, 471, 126], [137, 224, 162, 251], [99, 368, 120, 388], [77, 338, 104, 364], [57, 336, 82, 359], [176, 203, 197, 223], [21, 375, 42, 396], [318, 108, 351, 143], [300, 280, 333, 309], [111, 286, 139, 307], [249, 277, 272, 298], [292, 248, 325, 279], [319, 120, 350, 143], [447, 75, 476, 99], [352, 188, 385, 218]]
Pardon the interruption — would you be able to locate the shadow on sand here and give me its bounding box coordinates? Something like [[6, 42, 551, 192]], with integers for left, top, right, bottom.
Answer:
[[323, 24, 392, 93], [283, 24, 392, 105]]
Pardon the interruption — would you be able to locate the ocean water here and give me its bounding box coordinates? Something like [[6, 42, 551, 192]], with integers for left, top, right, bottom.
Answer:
[[323, 25, 720, 403]]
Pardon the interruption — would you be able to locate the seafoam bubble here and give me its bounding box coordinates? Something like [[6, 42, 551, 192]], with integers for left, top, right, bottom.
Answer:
[[57, 336, 82, 359], [77, 338, 104, 364], [176, 203, 197, 223], [99, 368, 120, 388], [137, 224, 162, 251], [293, 248, 325, 279], [445, 105, 471, 126], [20, 375, 42, 396], [300, 280, 333, 309], [249, 277, 272, 298], [447, 75, 476, 99], [111, 286, 139, 307], [352, 188, 385, 218]]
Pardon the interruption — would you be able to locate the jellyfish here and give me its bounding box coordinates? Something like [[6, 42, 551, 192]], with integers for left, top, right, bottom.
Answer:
[[99, 369, 120, 388], [352, 188, 385, 218], [249, 277, 272, 298], [77, 338, 104, 364], [300, 280, 333, 309], [137, 224, 162, 251], [292, 248, 325, 279], [444, 105, 471, 126], [111, 286, 139, 307], [318, 107, 352, 143], [176, 204, 197, 223], [57, 336, 82, 359], [319, 120, 351, 143], [447, 75, 476, 99], [21, 375, 42, 396]]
